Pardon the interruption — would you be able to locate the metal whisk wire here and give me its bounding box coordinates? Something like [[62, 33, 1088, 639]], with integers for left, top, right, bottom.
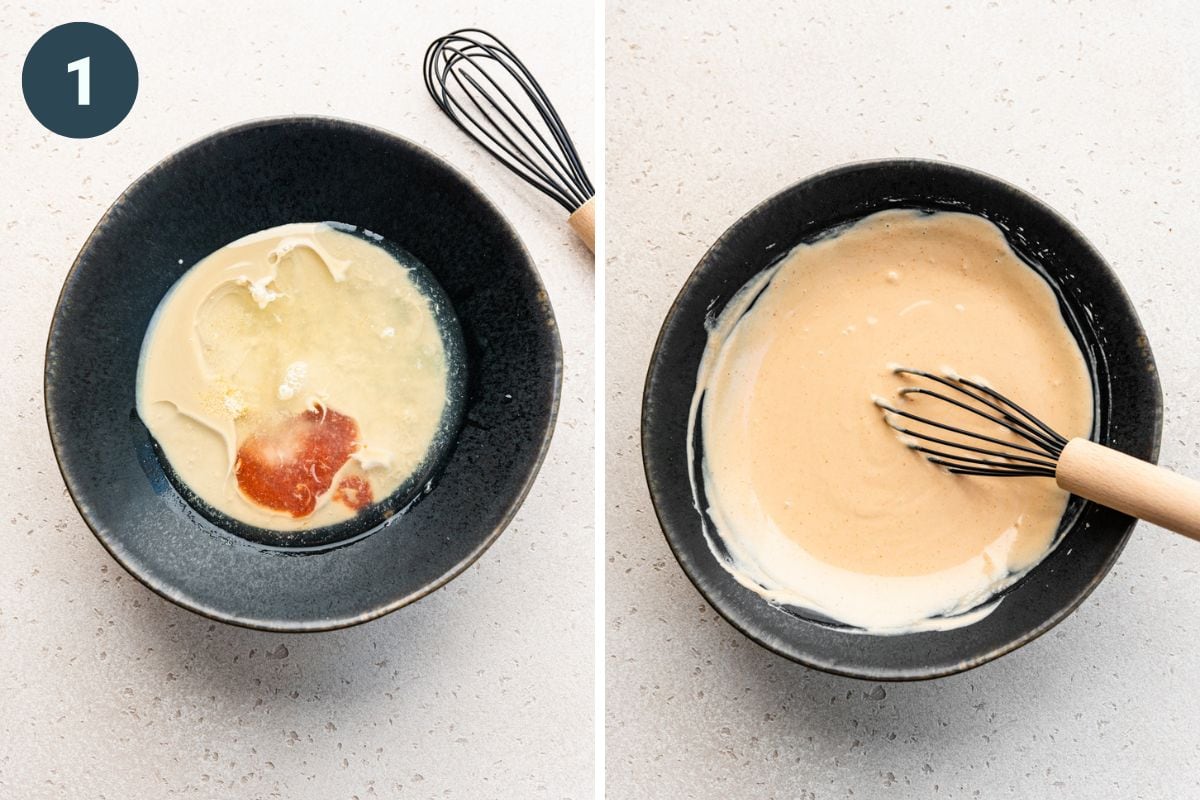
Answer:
[[876, 368, 1069, 478], [423, 29, 594, 213]]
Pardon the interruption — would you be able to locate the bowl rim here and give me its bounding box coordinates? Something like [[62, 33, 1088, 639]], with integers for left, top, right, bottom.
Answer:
[[641, 157, 1163, 680], [44, 114, 563, 632]]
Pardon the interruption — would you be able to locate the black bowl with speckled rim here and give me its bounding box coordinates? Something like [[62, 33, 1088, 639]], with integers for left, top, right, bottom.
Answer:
[[45, 116, 562, 631], [642, 159, 1161, 680]]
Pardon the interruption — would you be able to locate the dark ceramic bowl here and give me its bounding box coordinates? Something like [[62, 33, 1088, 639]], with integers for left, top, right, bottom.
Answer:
[[46, 116, 561, 631], [643, 159, 1161, 680]]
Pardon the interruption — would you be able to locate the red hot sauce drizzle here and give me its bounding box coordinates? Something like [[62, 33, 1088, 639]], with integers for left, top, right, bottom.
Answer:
[[332, 475, 373, 511], [234, 405, 374, 517]]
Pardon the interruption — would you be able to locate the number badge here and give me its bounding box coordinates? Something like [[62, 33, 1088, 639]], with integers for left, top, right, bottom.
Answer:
[[22, 22, 138, 139]]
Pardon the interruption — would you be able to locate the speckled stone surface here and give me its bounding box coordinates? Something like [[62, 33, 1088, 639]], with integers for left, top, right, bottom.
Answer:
[[2, 1, 593, 797], [606, 1, 1200, 797]]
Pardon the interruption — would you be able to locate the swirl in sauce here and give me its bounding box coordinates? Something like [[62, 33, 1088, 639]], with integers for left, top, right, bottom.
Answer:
[[691, 210, 1094, 633]]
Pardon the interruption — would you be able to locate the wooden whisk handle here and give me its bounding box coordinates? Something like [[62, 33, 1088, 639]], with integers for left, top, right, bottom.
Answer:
[[568, 196, 596, 254], [1057, 438, 1200, 541]]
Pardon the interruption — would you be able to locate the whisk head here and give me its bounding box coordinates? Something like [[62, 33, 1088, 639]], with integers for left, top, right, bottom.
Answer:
[[875, 368, 1067, 478], [423, 29, 594, 213]]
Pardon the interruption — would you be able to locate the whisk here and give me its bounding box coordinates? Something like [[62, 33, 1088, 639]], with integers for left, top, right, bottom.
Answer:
[[876, 367, 1200, 541], [424, 29, 595, 253]]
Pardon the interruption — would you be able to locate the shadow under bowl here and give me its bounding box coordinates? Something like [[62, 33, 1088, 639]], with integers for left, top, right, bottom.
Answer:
[[46, 116, 562, 631], [642, 159, 1161, 680]]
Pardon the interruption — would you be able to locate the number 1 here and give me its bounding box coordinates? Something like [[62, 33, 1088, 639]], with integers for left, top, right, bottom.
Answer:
[[67, 56, 91, 106]]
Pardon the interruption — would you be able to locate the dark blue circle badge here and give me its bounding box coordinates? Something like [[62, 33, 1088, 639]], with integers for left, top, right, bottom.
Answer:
[[22, 22, 138, 139]]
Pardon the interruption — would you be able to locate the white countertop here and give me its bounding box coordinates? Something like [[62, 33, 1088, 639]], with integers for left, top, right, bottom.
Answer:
[[1, 1, 594, 797], [606, 1, 1200, 797]]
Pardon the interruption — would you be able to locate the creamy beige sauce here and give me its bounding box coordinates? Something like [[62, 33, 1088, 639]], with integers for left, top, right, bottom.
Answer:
[[691, 209, 1094, 632], [137, 222, 453, 531]]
